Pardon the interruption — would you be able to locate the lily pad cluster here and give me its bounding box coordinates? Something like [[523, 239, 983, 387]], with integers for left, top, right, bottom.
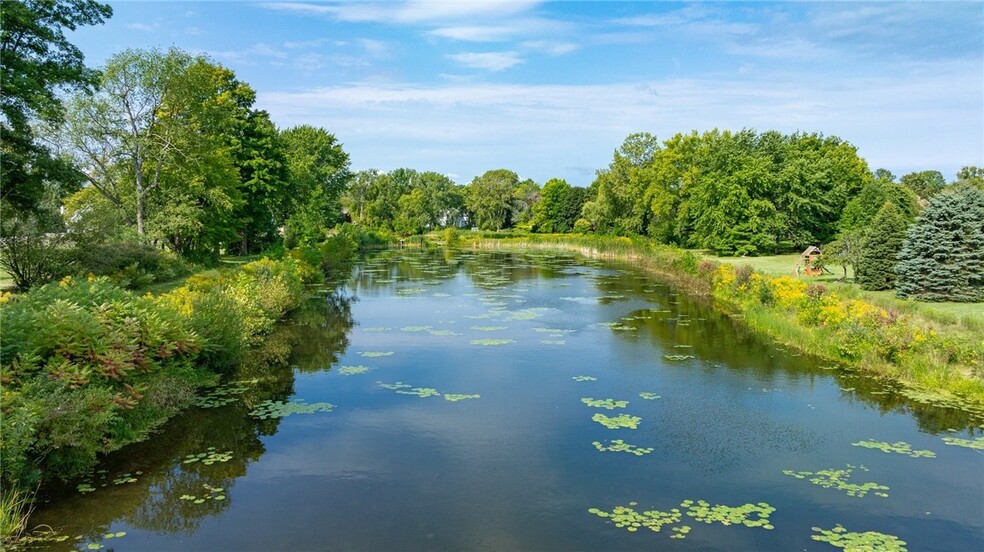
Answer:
[[581, 397, 629, 410], [76, 469, 144, 494], [587, 503, 685, 535], [852, 439, 936, 458], [112, 472, 139, 485], [444, 394, 481, 402], [338, 365, 372, 376], [182, 447, 233, 465], [663, 354, 695, 361], [193, 381, 255, 408], [362, 327, 391, 332], [592, 439, 653, 456], [681, 500, 775, 529], [377, 381, 480, 402], [470, 325, 508, 331], [783, 465, 889, 498], [179, 484, 226, 504], [359, 351, 394, 357], [428, 329, 460, 336], [942, 435, 984, 450], [249, 399, 335, 420], [572, 375, 597, 382], [811, 524, 907, 551], [400, 325, 432, 332], [470, 338, 514, 346], [541, 340, 566, 345], [638, 392, 661, 400], [592, 413, 641, 430]]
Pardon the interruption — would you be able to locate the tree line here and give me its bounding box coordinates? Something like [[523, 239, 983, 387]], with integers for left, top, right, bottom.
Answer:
[[2, 0, 981, 302]]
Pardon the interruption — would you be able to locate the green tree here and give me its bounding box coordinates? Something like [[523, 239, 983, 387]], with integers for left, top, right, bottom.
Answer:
[[280, 125, 350, 247], [839, 180, 919, 232], [466, 169, 519, 230], [856, 202, 909, 290], [342, 169, 378, 224], [0, 0, 112, 216], [900, 170, 946, 200], [895, 185, 984, 301], [956, 166, 984, 188], [531, 178, 570, 233]]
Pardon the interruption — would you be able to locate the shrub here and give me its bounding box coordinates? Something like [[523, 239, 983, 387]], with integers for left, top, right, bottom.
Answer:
[[0, 216, 73, 289]]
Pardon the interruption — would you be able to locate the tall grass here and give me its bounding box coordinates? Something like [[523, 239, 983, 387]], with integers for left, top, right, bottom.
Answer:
[[0, 486, 34, 546]]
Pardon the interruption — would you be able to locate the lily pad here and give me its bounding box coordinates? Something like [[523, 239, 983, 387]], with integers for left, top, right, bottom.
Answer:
[[592, 439, 654, 456], [471, 339, 514, 346], [811, 524, 907, 551], [783, 465, 889, 498], [639, 392, 661, 400], [359, 351, 394, 357], [592, 413, 641, 430], [852, 439, 935, 458], [942, 436, 984, 450], [572, 375, 597, 382], [400, 325, 433, 332], [444, 394, 481, 402], [581, 397, 629, 410], [338, 365, 373, 376], [249, 400, 334, 420]]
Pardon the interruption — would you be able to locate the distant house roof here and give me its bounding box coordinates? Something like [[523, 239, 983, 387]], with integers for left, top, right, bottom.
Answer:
[[801, 246, 822, 256]]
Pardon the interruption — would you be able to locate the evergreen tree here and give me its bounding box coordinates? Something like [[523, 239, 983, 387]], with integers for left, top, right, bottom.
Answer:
[[895, 185, 984, 301], [856, 201, 909, 290]]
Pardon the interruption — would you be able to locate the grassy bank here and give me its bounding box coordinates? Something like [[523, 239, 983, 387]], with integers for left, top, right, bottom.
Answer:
[[467, 233, 984, 420]]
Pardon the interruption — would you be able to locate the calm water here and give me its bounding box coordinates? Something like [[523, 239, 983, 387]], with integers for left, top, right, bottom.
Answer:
[[30, 249, 984, 551]]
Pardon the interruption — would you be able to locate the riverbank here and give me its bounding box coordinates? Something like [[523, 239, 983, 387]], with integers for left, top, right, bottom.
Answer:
[[464, 233, 984, 420]]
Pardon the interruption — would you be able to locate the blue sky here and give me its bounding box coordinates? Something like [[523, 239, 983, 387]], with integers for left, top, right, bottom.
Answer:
[[70, 1, 983, 185]]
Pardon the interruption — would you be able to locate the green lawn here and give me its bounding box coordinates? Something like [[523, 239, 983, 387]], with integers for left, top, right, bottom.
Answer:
[[703, 253, 984, 327]]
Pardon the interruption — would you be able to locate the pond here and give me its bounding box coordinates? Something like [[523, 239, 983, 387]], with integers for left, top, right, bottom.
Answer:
[[28, 249, 984, 551]]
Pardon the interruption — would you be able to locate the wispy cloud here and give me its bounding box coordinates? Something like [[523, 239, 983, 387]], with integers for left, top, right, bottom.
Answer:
[[429, 26, 516, 42], [447, 51, 524, 71], [125, 22, 159, 32], [257, 58, 982, 182], [521, 40, 577, 56], [260, 1, 542, 25]]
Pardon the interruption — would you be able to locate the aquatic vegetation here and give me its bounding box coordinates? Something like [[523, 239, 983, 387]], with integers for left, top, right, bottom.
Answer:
[[396, 387, 441, 398], [362, 327, 391, 332], [396, 288, 425, 295], [592, 439, 653, 456], [470, 339, 514, 346], [470, 326, 508, 331], [112, 473, 139, 485], [400, 325, 432, 332], [941, 436, 984, 450], [378, 381, 411, 390], [249, 400, 335, 420], [681, 500, 775, 529], [664, 354, 695, 361], [432, 292, 451, 297], [444, 394, 481, 402], [592, 413, 641, 430], [587, 504, 684, 535], [852, 439, 936, 458], [811, 524, 907, 551], [182, 448, 233, 465], [359, 351, 394, 357], [428, 329, 460, 336], [783, 465, 889, 498], [77, 483, 96, 493], [504, 307, 553, 320], [572, 376, 597, 382], [338, 365, 372, 376], [534, 328, 573, 334], [581, 398, 629, 410], [193, 381, 255, 408], [541, 340, 566, 345], [179, 484, 226, 504], [639, 392, 661, 400]]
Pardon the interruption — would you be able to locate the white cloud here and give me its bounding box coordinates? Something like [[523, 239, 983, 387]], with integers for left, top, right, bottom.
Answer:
[[357, 38, 389, 58], [521, 40, 578, 56], [257, 59, 982, 183], [260, 1, 542, 25], [125, 22, 158, 32], [184, 27, 204, 36], [429, 26, 516, 42], [447, 51, 524, 71]]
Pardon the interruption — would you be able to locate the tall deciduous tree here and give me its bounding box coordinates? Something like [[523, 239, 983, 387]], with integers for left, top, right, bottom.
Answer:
[[1, 0, 111, 216], [856, 202, 909, 291], [900, 170, 946, 200], [466, 169, 519, 230], [280, 125, 349, 247], [895, 185, 984, 302]]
